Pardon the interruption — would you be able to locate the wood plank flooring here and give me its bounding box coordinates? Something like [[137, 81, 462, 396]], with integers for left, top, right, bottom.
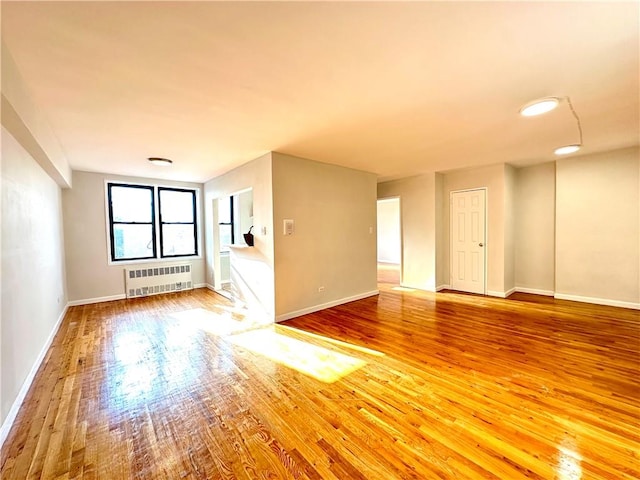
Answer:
[[1, 284, 638, 479]]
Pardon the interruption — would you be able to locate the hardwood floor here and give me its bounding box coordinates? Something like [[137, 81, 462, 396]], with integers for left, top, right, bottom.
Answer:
[[1, 286, 638, 479]]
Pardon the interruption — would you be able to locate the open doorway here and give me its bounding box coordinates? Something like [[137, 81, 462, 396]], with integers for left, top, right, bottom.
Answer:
[[212, 188, 253, 296], [377, 197, 401, 286]]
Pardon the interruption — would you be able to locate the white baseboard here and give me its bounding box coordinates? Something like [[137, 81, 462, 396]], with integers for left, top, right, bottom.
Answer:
[[67, 294, 126, 306], [68, 285, 209, 306], [1, 304, 68, 448], [205, 283, 216, 291], [515, 287, 555, 297], [487, 288, 516, 298], [436, 284, 450, 292], [275, 290, 379, 323], [554, 293, 640, 310]]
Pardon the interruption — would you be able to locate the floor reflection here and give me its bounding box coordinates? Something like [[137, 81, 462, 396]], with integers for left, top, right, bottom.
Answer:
[[556, 437, 582, 480], [104, 306, 369, 416]]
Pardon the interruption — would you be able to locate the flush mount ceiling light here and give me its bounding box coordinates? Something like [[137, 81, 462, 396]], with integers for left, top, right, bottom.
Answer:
[[148, 157, 173, 166], [554, 145, 581, 155], [519, 97, 560, 117]]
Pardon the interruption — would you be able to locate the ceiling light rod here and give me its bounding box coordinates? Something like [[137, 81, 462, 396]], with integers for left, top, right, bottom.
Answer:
[[565, 96, 583, 146], [554, 96, 583, 155], [520, 95, 584, 155], [148, 157, 173, 166]]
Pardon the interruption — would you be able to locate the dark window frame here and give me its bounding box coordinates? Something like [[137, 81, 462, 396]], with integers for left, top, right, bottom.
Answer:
[[218, 196, 235, 249], [107, 182, 199, 263], [107, 183, 157, 262], [158, 187, 199, 258]]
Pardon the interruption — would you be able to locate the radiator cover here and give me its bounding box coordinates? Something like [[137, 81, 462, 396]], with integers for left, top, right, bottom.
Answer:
[[125, 264, 193, 298]]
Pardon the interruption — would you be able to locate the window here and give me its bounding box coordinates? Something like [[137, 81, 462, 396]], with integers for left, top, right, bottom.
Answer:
[[107, 183, 198, 262], [218, 196, 234, 251], [158, 187, 197, 257]]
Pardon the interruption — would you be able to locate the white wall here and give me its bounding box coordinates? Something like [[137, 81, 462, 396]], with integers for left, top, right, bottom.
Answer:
[[515, 162, 556, 294], [504, 164, 516, 294], [204, 153, 274, 315], [62, 171, 205, 303], [272, 153, 378, 320], [556, 147, 639, 307], [1, 41, 71, 188], [378, 174, 438, 290], [1, 127, 67, 427], [377, 198, 401, 264]]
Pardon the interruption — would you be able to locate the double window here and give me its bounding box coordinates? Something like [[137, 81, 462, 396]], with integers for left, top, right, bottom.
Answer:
[[107, 183, 198, 262]]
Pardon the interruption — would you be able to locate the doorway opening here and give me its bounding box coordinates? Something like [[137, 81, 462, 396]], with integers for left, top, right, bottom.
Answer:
[[212, 188, 253, 297], [377, 197, 401, 287]]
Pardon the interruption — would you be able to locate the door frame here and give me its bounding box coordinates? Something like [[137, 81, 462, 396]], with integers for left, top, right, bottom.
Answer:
[[449, 188, 487, 294], [377, 196, 403, 286]]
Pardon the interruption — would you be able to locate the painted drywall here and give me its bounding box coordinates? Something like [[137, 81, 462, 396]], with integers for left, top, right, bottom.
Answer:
[[272, 153, 378, 318], [1, 127, 67, 425], [435, 173, 445, 288], [1, 41, 71, 188], [378, 174, 438, 290], [556, 147, 639, 306], [377, 198, 401, 264], [62, 171, 205, 302], [442, 163, 506, 295], [504, 164, 516, 294], [204, 153, 274, 316], [515, 162, 556, 294]]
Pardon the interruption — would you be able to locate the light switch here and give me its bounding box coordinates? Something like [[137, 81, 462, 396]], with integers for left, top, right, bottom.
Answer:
[[283, 219, 294, 235]]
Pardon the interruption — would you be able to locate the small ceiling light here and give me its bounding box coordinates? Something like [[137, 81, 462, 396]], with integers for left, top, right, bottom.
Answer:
[[148, 157, 173, 166], [519, 97, 560, 117], [554, 145, 581, 155]]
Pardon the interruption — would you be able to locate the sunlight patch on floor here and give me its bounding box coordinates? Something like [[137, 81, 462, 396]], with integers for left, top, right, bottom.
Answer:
[[170, 308, 368, 382], [392, 286, 416, 292], [171, 308, 269, 335], [277, 324, 384, 357], [230, 328, 367, 383]]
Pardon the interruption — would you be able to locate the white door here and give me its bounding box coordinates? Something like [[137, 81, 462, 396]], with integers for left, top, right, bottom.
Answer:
[[451, 189, 486, 294]]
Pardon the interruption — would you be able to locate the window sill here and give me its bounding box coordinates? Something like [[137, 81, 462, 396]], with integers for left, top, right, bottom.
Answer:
[[108, 255, 202, 267]]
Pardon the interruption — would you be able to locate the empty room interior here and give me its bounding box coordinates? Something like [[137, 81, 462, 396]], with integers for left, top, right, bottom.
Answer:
[[1, 2, 639, 479]]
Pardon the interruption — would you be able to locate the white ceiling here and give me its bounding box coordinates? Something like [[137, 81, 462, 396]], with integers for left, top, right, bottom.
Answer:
[[2, 1, 638, 183]]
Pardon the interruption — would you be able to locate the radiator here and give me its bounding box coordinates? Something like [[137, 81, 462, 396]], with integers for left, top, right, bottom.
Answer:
[[125, 264, 193, 298]]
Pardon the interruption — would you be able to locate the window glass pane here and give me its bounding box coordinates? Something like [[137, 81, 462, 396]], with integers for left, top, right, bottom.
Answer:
[[162, 224, 196, 256], [111, 186, 153, 222], [219, 224, 232, 250], [113, 224, 155, 260], [160, 189, 195, 223], [218, 197, 231, 224]]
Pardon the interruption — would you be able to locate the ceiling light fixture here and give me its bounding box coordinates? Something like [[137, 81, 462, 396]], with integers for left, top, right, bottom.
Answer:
[[554, 145, 581, 155], [148, 157, 173, 166], [519, 96, 583, 156], [519, 97, 560, 117]]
